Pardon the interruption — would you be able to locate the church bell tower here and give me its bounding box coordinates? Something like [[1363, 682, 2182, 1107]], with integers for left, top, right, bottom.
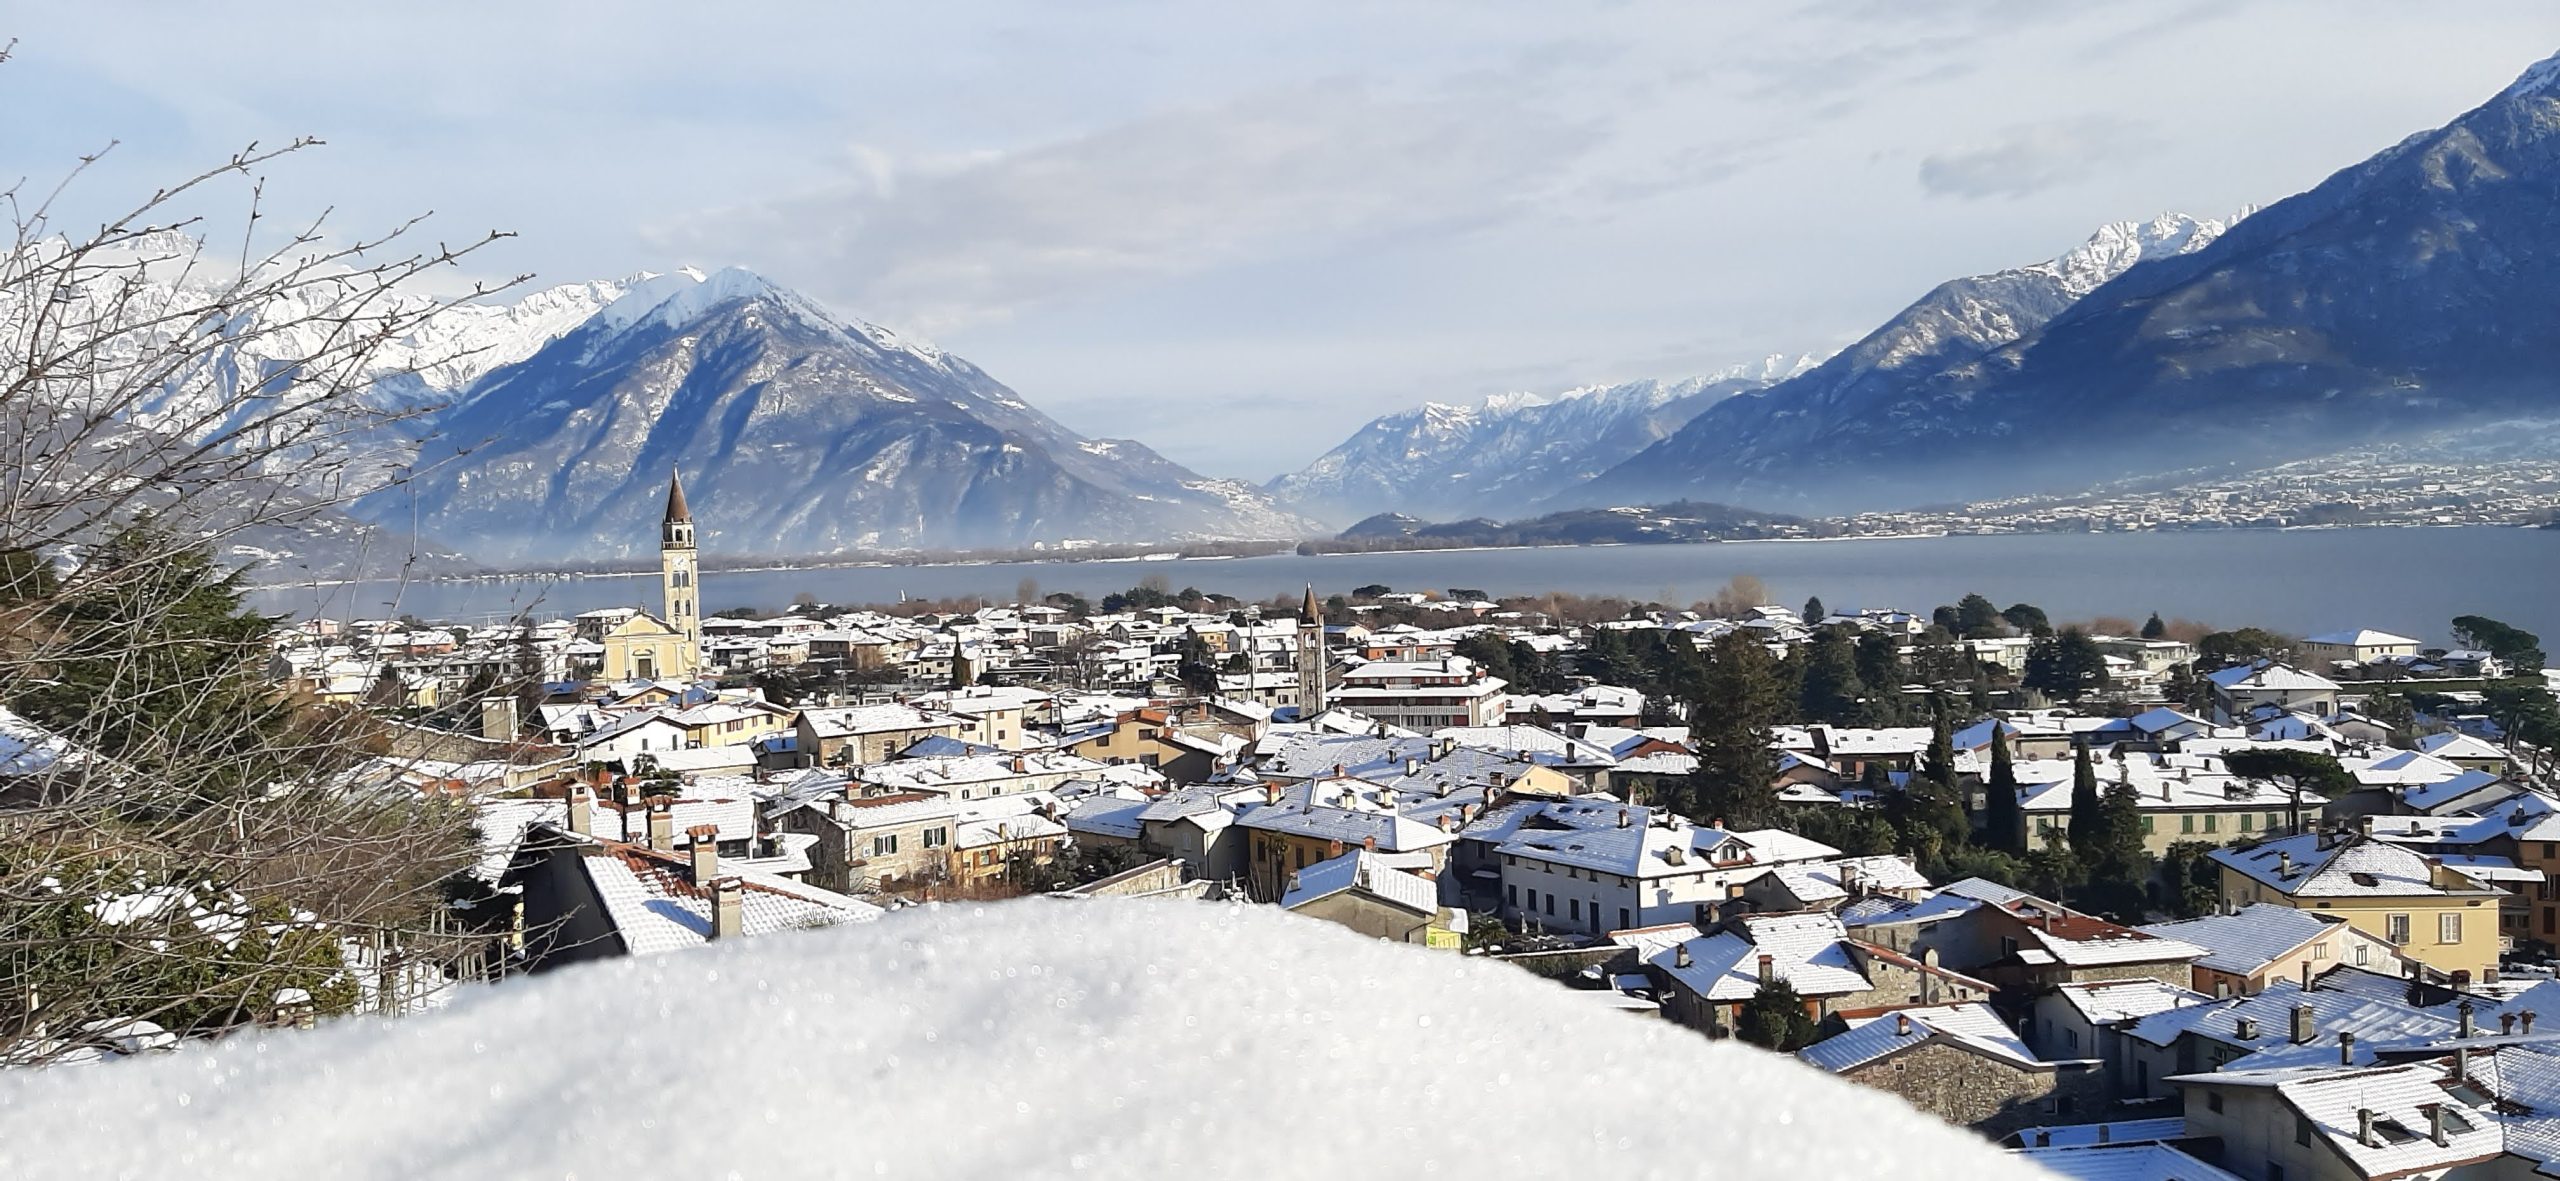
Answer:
[[661, 470, 702, 676], [1296, 584, 1328, 717]]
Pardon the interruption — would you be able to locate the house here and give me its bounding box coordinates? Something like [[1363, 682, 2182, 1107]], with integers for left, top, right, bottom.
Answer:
[[2017, 753, 2311, 855], [2416, 732, 2510, 776], [1279, 848, 1461, 947], [793, 703, 962, 767], [1487, 804, 1837, 934], [2013, 1144, 2240, 1181], [2140, 904, 2409, 998], [2299, 629, 2424, 669], [948, 812, 1068, 888], [1797, 1002, 2105, 1137], [1327, 656, 1509, 730], [1741, 855, 1935, 913], [2027, 977, 2209, 1084], [2119, 980, 2460, 1101], [1237, 778, 1461, 902], [2208, 662, 2341, 723], [1638, 912, 1995, 1036], [504, 819, 878, 972], [2173, 1060, 2500, 1181], [2209, 832, 2504, 981]]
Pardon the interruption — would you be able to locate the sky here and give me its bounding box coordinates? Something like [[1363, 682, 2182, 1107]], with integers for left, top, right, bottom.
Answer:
[[5, 2, 2558, 480]]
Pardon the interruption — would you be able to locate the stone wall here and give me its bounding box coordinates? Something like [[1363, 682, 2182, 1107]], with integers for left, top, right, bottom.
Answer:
[[1839, 1042, 2107, 1138]]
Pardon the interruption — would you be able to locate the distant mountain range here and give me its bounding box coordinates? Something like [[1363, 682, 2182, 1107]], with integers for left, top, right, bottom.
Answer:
[[1267, 358, 1812, 522], [1325, 501, 1807, 550], [1562, 53, 2560, 514]]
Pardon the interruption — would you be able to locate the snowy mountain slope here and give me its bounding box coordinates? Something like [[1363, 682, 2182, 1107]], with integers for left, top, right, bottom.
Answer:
[[1566, 211, 2247, 512], [1271, 356, 1812, 521], [365, 268, 1316, 560], [0, 901, 2048, 1180]]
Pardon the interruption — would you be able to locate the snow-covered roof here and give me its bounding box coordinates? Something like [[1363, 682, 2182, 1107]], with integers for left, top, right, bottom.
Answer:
[[1765, 855, 1931, 903], [2207, 661, 2340, 692], [2051, 979, 2210, 1026], [1281, 849, 1441, 916], [2418, 731, 2508, 762], [2014, 1143, 2238, 1181], [1650, 913, 1871, 1002], [2211, 832, 2497, 899], [571, 838, 880, 956], [1797, 1002, 2041, 1073], [2303, 628, 2421, 648], [2137, 904, 2345, 976], [2189, 1061, 2499, 1176]]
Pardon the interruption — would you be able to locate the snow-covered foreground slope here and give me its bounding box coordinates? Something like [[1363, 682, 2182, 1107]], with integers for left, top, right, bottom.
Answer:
[[0, 902, 2042, 1179]]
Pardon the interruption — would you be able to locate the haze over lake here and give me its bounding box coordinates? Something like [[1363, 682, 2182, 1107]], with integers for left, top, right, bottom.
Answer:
[[251, 526, 2559, 647]]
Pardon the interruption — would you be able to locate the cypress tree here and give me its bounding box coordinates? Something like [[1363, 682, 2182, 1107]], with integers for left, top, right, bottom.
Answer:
[[1688, 630, 1785, 828], [2141, 612, 2167, 640], [1985, 731, 2023, 853], [2067, 743, 2102, 853]]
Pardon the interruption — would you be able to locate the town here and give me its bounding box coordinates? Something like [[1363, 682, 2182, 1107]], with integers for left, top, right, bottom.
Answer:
[[41, 474, 2536, 1180]]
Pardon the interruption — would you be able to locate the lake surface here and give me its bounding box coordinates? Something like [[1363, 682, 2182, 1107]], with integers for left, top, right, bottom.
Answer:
[[247, 526, 2560, 647]]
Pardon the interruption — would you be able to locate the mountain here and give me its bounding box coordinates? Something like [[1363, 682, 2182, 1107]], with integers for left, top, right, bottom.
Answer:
[[1566, 210, 2253, 512], [364, 269, 1314, 561], [1323, 501, 1807, 550], [1579, 54, 2560, 515], [1270, 357, 1810, 522]]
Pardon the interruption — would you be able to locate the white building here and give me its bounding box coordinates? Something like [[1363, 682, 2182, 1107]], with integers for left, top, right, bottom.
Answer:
[[1329, 656, 1509, 731]]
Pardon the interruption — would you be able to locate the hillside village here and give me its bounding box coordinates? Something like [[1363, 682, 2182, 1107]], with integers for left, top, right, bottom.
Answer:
[[57, 477, 2529, 1179]]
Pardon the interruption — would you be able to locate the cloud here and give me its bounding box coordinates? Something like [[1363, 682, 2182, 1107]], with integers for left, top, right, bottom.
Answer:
[[650, 77, 1597, 332], [1916, 115, 2161, 200]]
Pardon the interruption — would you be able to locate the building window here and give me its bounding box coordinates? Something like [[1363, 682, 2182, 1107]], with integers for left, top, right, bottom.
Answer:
[[2180, 815, 2194, 834], [2386, 913, 2412, 945], [1544, 894, 1555, 916], [923, 827, 949, 849], [1619, 908, 1631, 929], [872, 834, 899, 856], [2295, 1115, 2314, 1146], [2141, 817, 2155, 834], [1569, 899, 1581, 922], [2311, 943, 2328, 960], [1507, 885, 1517, 906], [2206, 1091, 2223, 1113], [2440, 913, 2462, 944], [2203, 814, 2218, 834]]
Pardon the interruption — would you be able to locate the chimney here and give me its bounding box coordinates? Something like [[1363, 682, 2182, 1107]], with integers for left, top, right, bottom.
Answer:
[[2339, 1030, 2356, 1065], [2096, 1125, 2110, 1145], [2278, 850, 2293, 877], [1675, 943, 1693, 969], [1362, 835, 1377, 852], [1617, 808, 1630, 829], [2236, 1017, 2258, 1041], [566, 787, 592, 837], [709, 876, 743, 940], [1895, 1013, 1910, 1036], [1756, 953, 1775, 984], [1011, 756, 1027, 773], [2292, 1003, 2315, 1044], [2302, 962, 2313, 991], [2456, 1045, 2471, 1084], [2427, 1103, 2449, 1148], [2460, 1000, 2476, 1039], [1840, 862, 1861, 897], [2504, 1012, 2519, 1036], [2527, 1010, 2539, 1035], [687, 824, 720, 883], [1406, 759, 1420, 777], [2357, 1108, 2376, 1148], [646, 796, 675, 852], [1327, 839, 1345, 859]]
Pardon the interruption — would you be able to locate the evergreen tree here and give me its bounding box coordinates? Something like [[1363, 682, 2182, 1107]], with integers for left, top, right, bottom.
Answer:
[[2066, 744, 2102, 853], [1853, 632, 1907, 724], [2001, 602, 2051, 636], [1984, 731, 2024, 854], [1687, 630, 1785, 828], [2024, 627, 2111, 702], [1954, 593, 2004, 639], [1736, 978, 1821, 1050], [1795, 628, 1867, 725], [1801, 595, 1825, 624], [2081, 778, 2156, 921], [2141, 612, 2168, 640]]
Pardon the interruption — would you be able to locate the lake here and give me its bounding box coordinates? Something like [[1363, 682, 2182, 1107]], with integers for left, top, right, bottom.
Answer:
[[246, 526, 2560, 648]]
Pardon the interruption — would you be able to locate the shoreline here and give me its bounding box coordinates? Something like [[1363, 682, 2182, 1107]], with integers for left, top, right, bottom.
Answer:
[[240, 520, 2545, 592]]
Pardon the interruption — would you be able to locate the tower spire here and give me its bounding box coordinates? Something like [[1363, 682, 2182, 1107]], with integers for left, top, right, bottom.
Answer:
[[664, 467, 692, 525]]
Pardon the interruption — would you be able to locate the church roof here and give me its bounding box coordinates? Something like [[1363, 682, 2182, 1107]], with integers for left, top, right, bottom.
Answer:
[[665, 471, 692, 524]]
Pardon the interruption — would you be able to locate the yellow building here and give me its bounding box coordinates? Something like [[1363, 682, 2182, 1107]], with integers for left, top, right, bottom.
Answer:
[[2209, 832, 2504, 982], [598, 473, 705, 682]]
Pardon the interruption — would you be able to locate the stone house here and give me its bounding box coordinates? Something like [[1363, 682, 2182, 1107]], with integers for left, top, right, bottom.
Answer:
[[1797, 1003, 2107, 1137]]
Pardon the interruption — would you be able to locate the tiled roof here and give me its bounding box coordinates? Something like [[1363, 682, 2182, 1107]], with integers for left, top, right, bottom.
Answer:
[[1650, 913, 1871, 1003], [2211, 832, 2496, 898], [575, 839, 879, 956]]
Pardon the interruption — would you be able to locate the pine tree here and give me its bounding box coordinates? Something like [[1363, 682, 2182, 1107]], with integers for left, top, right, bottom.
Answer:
[[1984, 731, 2024, 854], [1796, 628, 1866, 725], [2082, 778, 2156, 921], [2067, 744, 2102, 853], [2141, 612, 2167, 640], [1688, 630, 1785, 828], [1737, 977, 1821, 1050], [1853, 631, 1907, 724], [1801, 595, 1825, 624]]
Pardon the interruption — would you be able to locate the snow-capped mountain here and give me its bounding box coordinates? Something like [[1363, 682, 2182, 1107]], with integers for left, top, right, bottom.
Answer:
[[363, 268, 1314, 560], [1575, 51, 2560, 515], [1270, 356, 1812, 522], [1564, 210, 2247, 511]]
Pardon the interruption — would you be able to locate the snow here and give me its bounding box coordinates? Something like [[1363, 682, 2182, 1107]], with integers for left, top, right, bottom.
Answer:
[[0, 902, 2041, 1179]]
